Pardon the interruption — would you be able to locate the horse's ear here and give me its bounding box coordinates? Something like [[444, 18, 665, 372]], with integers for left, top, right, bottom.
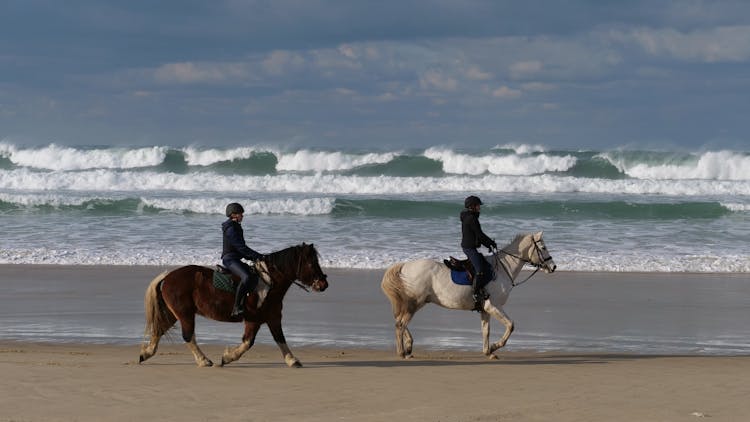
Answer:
[[535, 231, 543, 240]]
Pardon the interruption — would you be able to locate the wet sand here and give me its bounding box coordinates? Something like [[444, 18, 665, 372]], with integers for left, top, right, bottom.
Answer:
[[1, 265, 750, 420], [1, 265, 749, 353]]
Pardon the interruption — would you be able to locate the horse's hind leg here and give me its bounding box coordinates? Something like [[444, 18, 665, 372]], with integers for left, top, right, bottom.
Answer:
[[140, 316, 176, 363], [396, 311, 415, 359], [140, 332, 165, 363]]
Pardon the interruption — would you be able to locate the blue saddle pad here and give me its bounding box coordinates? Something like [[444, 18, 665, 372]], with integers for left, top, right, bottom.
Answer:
[[450, 268, 496, 287], [450, 269, 472, 285]]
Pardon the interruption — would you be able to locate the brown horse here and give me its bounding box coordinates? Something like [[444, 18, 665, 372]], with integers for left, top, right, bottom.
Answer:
[[139, 243, 328, 367]]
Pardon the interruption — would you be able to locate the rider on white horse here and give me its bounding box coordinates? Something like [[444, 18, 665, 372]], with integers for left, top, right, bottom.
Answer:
[[460, 195, 497, 311]]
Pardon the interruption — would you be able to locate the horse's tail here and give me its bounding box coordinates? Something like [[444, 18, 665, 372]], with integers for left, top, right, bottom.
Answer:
[[143, 270, 175, 339], [381, 262, 408, 316]]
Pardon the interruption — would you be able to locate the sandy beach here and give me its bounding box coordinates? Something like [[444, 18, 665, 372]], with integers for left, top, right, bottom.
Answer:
[[1, 341, 750, 421], [1, 265, 750, 421]]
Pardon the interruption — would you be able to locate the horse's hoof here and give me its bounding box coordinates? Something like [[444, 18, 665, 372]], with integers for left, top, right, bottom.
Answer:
[[198, 359, 213, 367], [139, 355, 145, 363], [404, 354, 414, 360], [291, 361, 303, 368], [488, 354, 499, 360]]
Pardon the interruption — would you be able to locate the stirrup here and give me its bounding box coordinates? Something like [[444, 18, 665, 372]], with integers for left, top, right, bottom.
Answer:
[[472, 298, 484, 312], [472, 289, 488, 312]]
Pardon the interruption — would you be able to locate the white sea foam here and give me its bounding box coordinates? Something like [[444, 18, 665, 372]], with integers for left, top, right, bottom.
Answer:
[[141, 196, 336, 215], [0, 192, 98, 207], [602, 150, 750, 181], [0, 246, 747, 272], [2, 144, 168, 170], [721, 202, 750, 212], [181, 146, 268, 166], [2, 168, 748, 197], [493, 143, 547, 154], [0, 191, 335, 215], [276, 149, 398, 172], [0, 141, 15, 157], [424, 147, 576, 175]]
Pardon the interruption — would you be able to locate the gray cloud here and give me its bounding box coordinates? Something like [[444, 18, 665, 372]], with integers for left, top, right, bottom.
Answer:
[[2, 0, 750, 149]]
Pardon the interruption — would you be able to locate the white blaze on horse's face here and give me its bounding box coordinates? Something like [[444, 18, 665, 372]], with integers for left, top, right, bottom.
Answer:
[[532, 231, 556, 273]]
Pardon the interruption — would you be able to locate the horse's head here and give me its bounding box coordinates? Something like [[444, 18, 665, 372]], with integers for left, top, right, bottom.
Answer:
[[296, 243, 328, 292], [523, 231, 556, 273]]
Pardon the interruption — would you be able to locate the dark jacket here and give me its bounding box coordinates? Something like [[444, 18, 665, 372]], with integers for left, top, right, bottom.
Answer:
[[221, 219, 263, 262], [460, 209, 494, 249]]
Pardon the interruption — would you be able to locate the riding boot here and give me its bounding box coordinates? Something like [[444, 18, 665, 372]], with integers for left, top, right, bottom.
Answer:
[[231, 283, 249, 317], [472, 273, 486, 311]]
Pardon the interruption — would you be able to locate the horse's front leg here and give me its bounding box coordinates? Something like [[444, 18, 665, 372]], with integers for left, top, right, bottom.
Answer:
[[485, 305, 514, 358], [480, 311, 491, 356], [177, 314, 213, 367], [267, 317, 302, 368], [220, 321, 260, 366]]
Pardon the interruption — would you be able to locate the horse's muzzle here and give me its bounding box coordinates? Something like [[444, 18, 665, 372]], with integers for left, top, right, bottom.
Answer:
[[312, 277, 328, 292]]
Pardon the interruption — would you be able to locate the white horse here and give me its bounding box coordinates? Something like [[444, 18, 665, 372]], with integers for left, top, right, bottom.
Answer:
[[381, 231, 556, 359]]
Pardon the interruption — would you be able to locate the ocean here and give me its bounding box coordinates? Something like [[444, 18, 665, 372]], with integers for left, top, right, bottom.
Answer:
[[1, 141, 749, 272]]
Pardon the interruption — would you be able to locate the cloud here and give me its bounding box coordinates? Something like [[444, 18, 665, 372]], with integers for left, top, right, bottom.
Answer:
[[153, 62, 248, 84], [509, 60, 543, 78], [466, 66, 493, 81], [521, 82, 556, 91], [338, 44, 357, 59], [614, 25, 750, 62], [492, 85, 522, 99], [419, 70, 458, 91], [262, 51, 306, 75]]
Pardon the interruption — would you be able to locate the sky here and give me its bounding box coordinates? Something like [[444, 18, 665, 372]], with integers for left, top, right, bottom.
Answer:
[[2, 0, 750, 151]]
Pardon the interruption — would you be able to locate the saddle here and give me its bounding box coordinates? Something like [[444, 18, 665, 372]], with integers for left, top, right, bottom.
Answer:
[[213, 265, 264, 293], [216, 264, 233, 275], [443, 257, 476, 283], [213, 265, 238, 293]]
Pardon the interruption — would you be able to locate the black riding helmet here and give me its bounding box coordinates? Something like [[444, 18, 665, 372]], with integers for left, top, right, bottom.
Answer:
[[225, 202, 244, 217], [464, 195, 483, 209]]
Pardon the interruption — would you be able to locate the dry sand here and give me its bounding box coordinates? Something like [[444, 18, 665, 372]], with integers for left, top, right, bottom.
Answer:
[[1, 341, 749, 421]]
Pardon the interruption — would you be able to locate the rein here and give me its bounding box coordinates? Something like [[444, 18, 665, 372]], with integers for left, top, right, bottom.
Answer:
[[494, 239, 549, 287], [257, 246, 311, 292], [292, 248, 311, 292]]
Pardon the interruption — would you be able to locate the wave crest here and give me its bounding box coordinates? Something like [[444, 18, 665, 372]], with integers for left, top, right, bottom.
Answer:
[[601, 150, 750, 181], [424, 147, 576, 175], [276, 150, 399, 172], [1, 143, 168, 170]]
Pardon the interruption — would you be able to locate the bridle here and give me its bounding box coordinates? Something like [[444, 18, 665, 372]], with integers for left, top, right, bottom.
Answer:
[[255, 245, 321, 292], [493, 238, 553, 287], [291, 245, 326, 292]]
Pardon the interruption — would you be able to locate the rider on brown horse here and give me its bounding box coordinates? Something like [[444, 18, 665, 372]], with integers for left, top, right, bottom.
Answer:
[[222, 202, 265, 317], [461, 195, 497, 311]]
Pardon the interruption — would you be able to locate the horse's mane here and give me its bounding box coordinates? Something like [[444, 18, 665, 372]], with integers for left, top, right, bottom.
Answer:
[[264, 243, 317, 272], [503, 233, 531, 249]]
